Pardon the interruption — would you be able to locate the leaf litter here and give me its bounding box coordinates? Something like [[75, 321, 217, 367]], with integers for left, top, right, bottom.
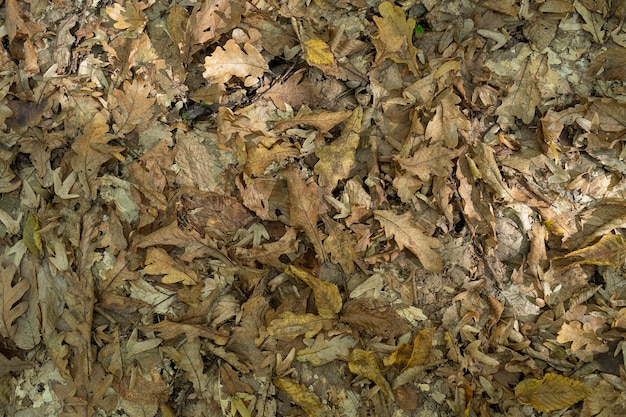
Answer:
[[1, 0, 626, 416]]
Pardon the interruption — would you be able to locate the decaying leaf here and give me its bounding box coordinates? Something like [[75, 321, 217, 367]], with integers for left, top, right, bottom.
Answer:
[[515, 373, 593, 412], [374, 210, 443, 272], [274, 377, 332, 417], [22, 213, 43, 257], [555, 234, 626, 268], [349, 349, 394, 401], [297, 334, 356, 366], [556, 320, 609, 355], [341, 298, 411, 338], [267, 311, 332, 341]]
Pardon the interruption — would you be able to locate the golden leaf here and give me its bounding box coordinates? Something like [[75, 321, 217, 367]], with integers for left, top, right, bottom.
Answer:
[[374, 210, 443, 272], [287, 265, 342, 319], [302, 39, 338, 75], [405, 327, 434, 369], [515, 373, 593, 412], [348, 349, 394, 400], [144, 247, 198, 285], [314, 106, 362, 189], [274, 377, 332, 417], [23, 213, 43, 257]]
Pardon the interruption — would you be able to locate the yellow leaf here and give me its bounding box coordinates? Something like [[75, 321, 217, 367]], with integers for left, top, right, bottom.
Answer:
[[23, 214, 43, 257], [349, 349, 394, 400], [287, 266, 342, 319], [405, 327, 434, 369], [274, 378, 332, 417], [144, 247, 198, 285], [515, 373, 593, 412], [303, 39, 335, 66]]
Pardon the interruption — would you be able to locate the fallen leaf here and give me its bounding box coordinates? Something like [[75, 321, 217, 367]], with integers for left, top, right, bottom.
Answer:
[[297, 334, 356, 366], [515, 373, 593, 412], [267, 312, 332, 341], [556, 320, 608, 355], [144, 247, 199, 285], [348, 349, 394, 401], [287, 265, 342, 319], [314, 106, 362, 189], [0, 264, 30, 339], [202, 40, 269, 86], [340, 298, 410, 338], [374, 210, 443, 272], [274, 377, 332, 417]]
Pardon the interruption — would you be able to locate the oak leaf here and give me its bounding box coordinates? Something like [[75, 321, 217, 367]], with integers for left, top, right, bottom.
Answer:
[[556, 320, 608, 355], [111, 79, 155, 135], [396, 142, 462, 183], [144, 247, 198, 285], [265, 71, 316, 111], [314, 106, 362, 189], [105, 1, 146, 32], [322, 215, 357, 274], [515, 373, 593, 412], [371, 1, 420, 76], [274, 106, 351, 134], [349, 349, 394, 400], [425, 90, 471, 149], [374, 210, 443, 272], [287, 265, 342, 319], [203, 40, 269, 86], [0, 264, 29, 339]]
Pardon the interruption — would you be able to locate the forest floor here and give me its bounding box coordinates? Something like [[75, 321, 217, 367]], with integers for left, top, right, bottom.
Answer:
[[1, 0, 626, 416]]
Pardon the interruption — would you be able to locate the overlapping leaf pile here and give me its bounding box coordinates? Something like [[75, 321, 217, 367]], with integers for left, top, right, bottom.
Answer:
[[1, 0, 626, 416]]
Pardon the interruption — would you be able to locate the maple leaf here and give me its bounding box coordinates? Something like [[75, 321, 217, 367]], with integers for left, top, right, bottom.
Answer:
[[0, 264, 29, 339], [111, 79, 155, 136], [374, 210, 443, 272], [203, 40, 269, 86], [556, 320, 608, 355], [143, 247, 198, 285], [314, 106, 362, 189]]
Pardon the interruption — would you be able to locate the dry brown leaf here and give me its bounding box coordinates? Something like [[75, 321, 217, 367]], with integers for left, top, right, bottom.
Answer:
[[556, 320, 609, 355], [322, 215, 357, 274], [425, 90, 471, 149], [267, 311, 332, 341], [162, 337, 208, 395], [274, 106, 352, 133], [70, 111, 122, 200], [141, 320, 229, 345], [349, 349, 394, 401], [396, 142, 462, 183], [245, 141, 299, 177], [287, 265, 342, 319], [111, 79, 155, 135], [340, 298, 410, 338], [285, 166, 326, 260], [515, 373, 593, 412], [144, 247, 198, 285], [106, 1, 146, 32], [234, 227, 298, 268], [371, 1, 420, 75], [265, 71, 316, 111], [314, 106, 362, 189], [374, 210, 443, 272], [296, 334, 356, 366], [274, 377, 332, 417], [0, 264, 29, 339], [202, 40, 268, 86]]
